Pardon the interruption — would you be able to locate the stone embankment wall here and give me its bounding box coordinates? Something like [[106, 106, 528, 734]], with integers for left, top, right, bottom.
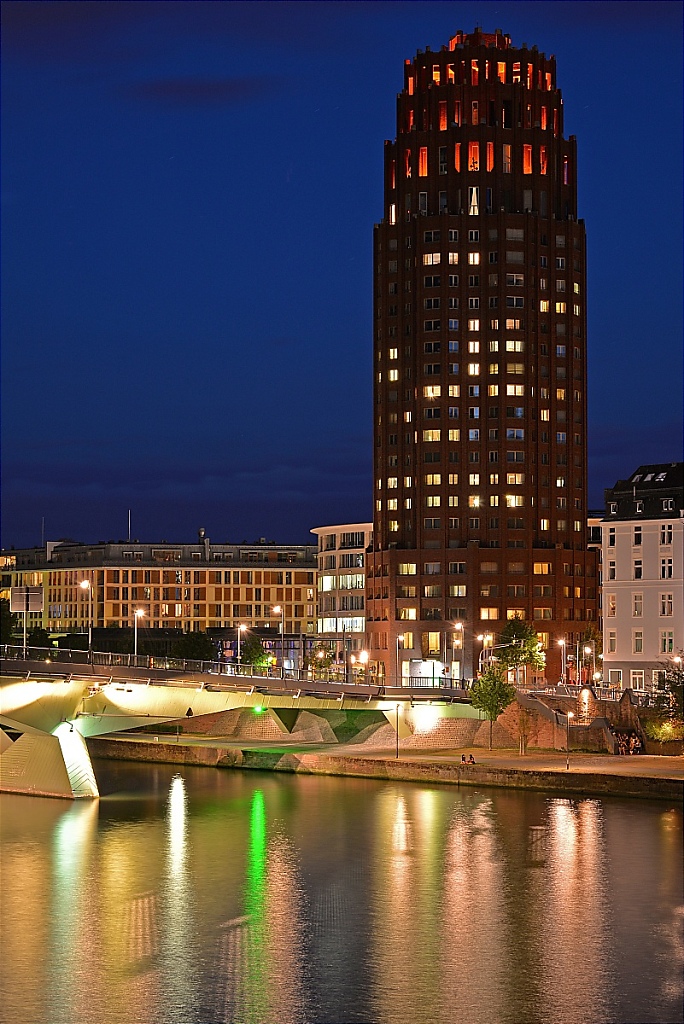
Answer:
[[88, 736, 683, 803], [140, 689, 673, 755]]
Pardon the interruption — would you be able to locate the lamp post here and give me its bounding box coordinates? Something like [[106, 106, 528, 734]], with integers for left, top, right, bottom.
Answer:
[[477, 633, 493, 674], [134, 608, 144, 656], [80, 577, 93, 657], [358, 649, 369, 683], [566, 710, 574, 770], [396, 633, 404, 687], [273, 605, 284, 677], [558, 638, 567, 686], [584, 642, 596, 684], [236, 623, 247, 671], [395, 703, 400, 759]]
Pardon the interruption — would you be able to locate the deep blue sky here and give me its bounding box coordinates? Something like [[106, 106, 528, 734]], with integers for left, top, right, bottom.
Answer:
[[2, 0, 682, 548]]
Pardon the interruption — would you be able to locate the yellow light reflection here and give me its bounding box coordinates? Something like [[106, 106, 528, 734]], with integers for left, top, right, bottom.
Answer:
[[167, 773, 187, 878]]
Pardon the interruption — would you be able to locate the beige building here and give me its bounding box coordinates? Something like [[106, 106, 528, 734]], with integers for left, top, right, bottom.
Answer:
[[7, 535, 317, 637], [310, 524, 373, 655]]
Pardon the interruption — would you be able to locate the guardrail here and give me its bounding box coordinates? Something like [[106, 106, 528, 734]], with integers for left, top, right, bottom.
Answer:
[[0, 645, 473, 702]]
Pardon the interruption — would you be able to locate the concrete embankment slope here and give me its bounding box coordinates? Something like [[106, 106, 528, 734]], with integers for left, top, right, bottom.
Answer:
[[88, 736, 684, 803]]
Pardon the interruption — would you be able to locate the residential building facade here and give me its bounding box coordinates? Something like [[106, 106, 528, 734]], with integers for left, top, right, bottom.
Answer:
[[311, 524, 373, 655], [7, 535, 317, 638], [602, 463, 683, 690], [367, 28, 597, 684]]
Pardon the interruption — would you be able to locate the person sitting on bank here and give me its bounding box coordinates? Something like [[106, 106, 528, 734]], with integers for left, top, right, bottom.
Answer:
[[468, 754, 476, 764], [461, 754, 467, 763]]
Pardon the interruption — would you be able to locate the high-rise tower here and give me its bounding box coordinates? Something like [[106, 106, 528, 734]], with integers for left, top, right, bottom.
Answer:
[[367, 29, 597, 684]]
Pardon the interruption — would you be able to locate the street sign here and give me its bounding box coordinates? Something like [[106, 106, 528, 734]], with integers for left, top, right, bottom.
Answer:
[[10, 586, 44, 613]]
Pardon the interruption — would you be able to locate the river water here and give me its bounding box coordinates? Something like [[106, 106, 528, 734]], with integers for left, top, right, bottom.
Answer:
[[1, 760, 682, 1024]]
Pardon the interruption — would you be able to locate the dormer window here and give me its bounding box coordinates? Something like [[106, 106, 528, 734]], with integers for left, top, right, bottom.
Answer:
[[609, 502, 617, 514], [656, 472, 666, 482], [663, 498, 674, 512], [635, 500, 643, 514]]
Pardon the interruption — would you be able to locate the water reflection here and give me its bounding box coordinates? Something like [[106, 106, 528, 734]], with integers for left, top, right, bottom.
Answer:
[[0, 763, 681, 1024]]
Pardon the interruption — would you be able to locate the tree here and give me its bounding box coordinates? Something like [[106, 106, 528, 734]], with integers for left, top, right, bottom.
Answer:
[[470, 666, 517, 749], [0, 599, 18, 644], [170, 631, 216, 662], [28, 627, 51, 649], [662, 658, 684, 722], [496, 617, 545, 685], [240, 633, 269, 668]]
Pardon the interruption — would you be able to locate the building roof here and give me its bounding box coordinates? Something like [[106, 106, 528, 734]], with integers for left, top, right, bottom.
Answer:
[[603, 462, 683, 521]]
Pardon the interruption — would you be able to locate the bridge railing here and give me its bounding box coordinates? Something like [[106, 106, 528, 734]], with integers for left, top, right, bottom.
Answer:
[[1, 644, 477, 702]]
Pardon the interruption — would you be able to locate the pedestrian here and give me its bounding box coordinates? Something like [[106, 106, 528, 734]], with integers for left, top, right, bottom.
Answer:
[[461, 754, 467, 764], [468, 754, 476, 764]]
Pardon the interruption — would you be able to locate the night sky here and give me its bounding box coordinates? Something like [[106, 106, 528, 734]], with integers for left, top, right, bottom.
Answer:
[[2, 1, 682, 550]]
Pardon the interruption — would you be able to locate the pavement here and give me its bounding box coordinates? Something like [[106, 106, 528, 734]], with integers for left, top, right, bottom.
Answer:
[[110, 732, 684, 782]]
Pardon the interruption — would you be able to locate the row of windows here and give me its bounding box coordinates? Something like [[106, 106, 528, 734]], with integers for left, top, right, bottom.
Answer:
[[397, 143, 562, 180], [606, 524, 675, 545], [406, 60, 554, 92]]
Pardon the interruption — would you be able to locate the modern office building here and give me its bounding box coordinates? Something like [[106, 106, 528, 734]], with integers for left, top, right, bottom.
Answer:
[[366, 27, 597, 684], [602, 463, 683, 690], [7, 535, 317, 638], [310, 523, 373, 655]]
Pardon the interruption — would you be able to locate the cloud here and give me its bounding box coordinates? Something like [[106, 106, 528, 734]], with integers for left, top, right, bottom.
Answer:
[[122, 76, 279, 108]]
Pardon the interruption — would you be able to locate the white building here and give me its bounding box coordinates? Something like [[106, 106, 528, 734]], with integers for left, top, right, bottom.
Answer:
[[310, 524, 372, 655], [602, 463, 683, 690]]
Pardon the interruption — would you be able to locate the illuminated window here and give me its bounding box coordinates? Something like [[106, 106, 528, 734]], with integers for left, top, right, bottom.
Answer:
[[423, 429, 441, 442], [488, 384, 499, 396], [606, 594, 616, 617], [541, 106, 547, 130], [448, 429, 460, 441], [388, 520, 399, 532], [540, 519, 550, 531], [387, 477, 398, 488], [540, 409, 549, 421], [404, 476, 412, 487], [423, 385, 441, 398], [556, 302, 566, 313], [419, 147, 428, 177], [539, 300, 549, 313], [454, 143, 461, 171], [467, 362, 480, 376], [432, 64, 441, 84], [505, 495, 524, 507], [423, 253, 441, 266], [540, 146, 547, 175], [388, 369, 399, 381], [468, 495, 480, 508], [486, 141, 494, 172], [399, 607, 417, 620], [389, 203, 396, 225], [507, 363, 524, 375], [523, 145, 532, 174], [468, 142, 480, 171], [426, 496, 441, 507], [503, 144, 512, 174], [468, 252, 480, 266], [425, 473, 441, 486], [506, 384, 524, 396], [405, 150, 412, 178], [497, 62, 506, 83], [490, 363, 499, 375], [468, 187, 479, 216], [480, 607, 499, 620]]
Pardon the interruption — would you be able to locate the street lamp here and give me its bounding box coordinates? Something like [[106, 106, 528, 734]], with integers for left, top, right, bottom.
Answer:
[[80, 577, 93, 656], [558, 638, 567, 686], [584, 642, 596, 683], [566, 710, 574, 770], [477, 633, 493, 674], [236, 623, 247, 670], [134, 608, 144, 656], [396, 633, 405, 687], [273, 605, 284, 677]]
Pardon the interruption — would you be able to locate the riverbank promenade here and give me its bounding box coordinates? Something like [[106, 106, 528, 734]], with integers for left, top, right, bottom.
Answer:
[[90, 733, 684, 802]]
